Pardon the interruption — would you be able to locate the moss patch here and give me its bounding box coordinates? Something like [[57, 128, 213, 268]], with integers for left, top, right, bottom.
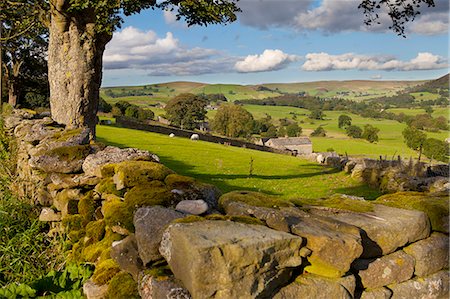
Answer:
[[292, 194, 374, 213], [103, 196, 134, 233], [106, 272, 139, 299], [304, 255, 345, 278], [173, 214, 265, 226], [78, 192, 95, 224], [62, 214, 84, 231], [173, 215, 206, 224], [375, 191, 449, 233], [100, 164, 116, 178], [92, 259, 121, 285], [85, 220, 106, 242], [52, 128, 83, 142], [124, 181, 173, 209], [113, 161, 174, 189], [82, 229, 123, 263], [95, 177, 124, 197], [143, 264, 173, 281], [164, 174, 195, 189], [46, 144, 91, 161], [219, 191, 294, 210]]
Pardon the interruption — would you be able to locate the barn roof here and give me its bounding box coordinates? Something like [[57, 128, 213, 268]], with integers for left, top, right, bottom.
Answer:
[[267, 137, 312, 146]]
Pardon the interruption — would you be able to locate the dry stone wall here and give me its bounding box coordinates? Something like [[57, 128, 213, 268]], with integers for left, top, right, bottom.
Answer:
[[4, 109, 449, 299]]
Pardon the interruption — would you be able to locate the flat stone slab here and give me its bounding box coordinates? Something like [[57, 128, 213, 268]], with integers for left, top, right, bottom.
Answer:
[[353, 250, 414, 289], [273, 274, 356, 299], [134, 206, 184, 265], [308, 204, 430, 258], [159, 220, 303, 299], [138, 274, 191, 299], [175, 200, 208, 215], [390, 270, 449, 299], [404, 232, 449, 277], [360, 287, 392, 299]]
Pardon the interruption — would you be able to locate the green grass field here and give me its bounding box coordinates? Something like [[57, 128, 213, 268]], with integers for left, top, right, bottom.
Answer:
[[96, 124, 381, 200], [387, 107, 449, 120]]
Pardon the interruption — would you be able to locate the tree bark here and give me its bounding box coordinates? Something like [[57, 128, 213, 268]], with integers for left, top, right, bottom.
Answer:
[[48, 0, 111, 138], [8, 80, 18, 107]]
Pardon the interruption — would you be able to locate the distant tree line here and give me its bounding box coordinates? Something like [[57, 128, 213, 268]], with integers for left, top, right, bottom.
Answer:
[[111, 101, 154, 122]]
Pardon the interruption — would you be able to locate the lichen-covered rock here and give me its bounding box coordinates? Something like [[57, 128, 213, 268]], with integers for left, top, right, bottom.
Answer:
[[403, 232, 449, 277], [375, 192, 449, 233], [360, 287, 392, 299], [175, 200, 209, 215], [83, 279, 108, 299], [273, 274, 356, 299], [389, 270, 449, 299], [428, 177, 450, 195], [219, 190, 295, 210], [106, 272, 140, 299], [134, 206, 184, 265], [309, 204, 430, 258], [29, 144, 91, 173], [290, 214, 363, 278], [82, 146, 159, 177], [353, 250, 415, 289], [53, 189, 81, 216], [139, 274, 191, 299], [159, 220, 303, 299], [112, 161, 174, 190], [223, 199, 363, 278], [39, 207, 61, 222], [124, 182, 174, 209], [110, 235, 143, 281], [49, 173, 100, 190]]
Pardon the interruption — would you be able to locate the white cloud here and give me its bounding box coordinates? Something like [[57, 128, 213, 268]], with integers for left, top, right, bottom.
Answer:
[[234, 49, 298, 73], [302, 52, 448, 72], [104, 26, 237, 76], [371, 74, 382, 80], [163, 10, 178, 25]]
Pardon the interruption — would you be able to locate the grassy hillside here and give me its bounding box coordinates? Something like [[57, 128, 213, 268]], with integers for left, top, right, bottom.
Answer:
[[96, 124, 381, 199]]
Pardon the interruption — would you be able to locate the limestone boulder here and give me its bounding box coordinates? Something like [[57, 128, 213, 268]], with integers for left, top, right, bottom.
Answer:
[[390, 270, 449, 299], [175, 200, 209, 215], [403, 232, 449, 277], [134, 206, 184, 265], [82, 146, 159, 177], [353, 250, 415, 289], [159, 220, 303, 299], [273, 274, 356, 299], [309, 204, 430, 258], [49, 173, 100, 190], [112, 161, 174, 190], [53, 189, 81, 216], [83, 280, 108, 299], [111, 235, 143, 280], [29, 144, 91, 174], [138, 274, 191, 299]]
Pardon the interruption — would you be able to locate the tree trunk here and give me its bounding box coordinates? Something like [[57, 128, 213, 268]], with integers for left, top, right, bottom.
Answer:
[[48, 1, 111, 138], [8, 80, 18, 107]]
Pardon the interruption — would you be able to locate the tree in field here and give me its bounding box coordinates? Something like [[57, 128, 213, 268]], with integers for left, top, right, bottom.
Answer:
[[286, 123, 302, 137], [211, 104, 254, 138], [310, 126, 326, 137], [362, 124, 380, 143], [1, 0, 435, 138], [402, 126, 427, 160], [422, 138, 449, 162], [346, 125, 363, 138], [165, 93, 208, 130], [309, 110, 324, 120], [338, 115, 352, 128], [1, 2, 48, 107]]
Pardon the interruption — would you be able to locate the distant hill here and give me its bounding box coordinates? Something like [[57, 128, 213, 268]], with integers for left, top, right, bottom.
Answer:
[[409, 74, 449, 93]]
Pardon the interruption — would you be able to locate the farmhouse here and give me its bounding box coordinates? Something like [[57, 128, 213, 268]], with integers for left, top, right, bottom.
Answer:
[[264, 137, 313, 155]]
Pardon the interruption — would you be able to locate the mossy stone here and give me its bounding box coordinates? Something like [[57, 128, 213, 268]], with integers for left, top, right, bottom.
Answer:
[[92, 259, 121, 285], [304, 255, 345, 278], [100, 164, 116, 178], [52, 128, 83, 142], [82, 229, 123, 263], [113, 161, 174, 190], [375, 191, 449, 233], [62, 214, 85, 231], [124, 181, 174, 209], [103, 197, 134, 233], [86, 220, 106, 242], [45, 144, 91, 161], [78, 192, 96, 224], [219, 191, 294, 210], [164, 174, 196, 189], [173, 215, 206, 224], [143, 264, 173, 281], [106, 272, 139, 299], [229, 215, 265, 226], [95, 177, 124, 197], [293, 194, 374, 213], [175, 214, 265, 226]]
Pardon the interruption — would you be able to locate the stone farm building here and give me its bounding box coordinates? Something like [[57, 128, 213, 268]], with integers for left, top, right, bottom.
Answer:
[[264, 137, 313, 155]]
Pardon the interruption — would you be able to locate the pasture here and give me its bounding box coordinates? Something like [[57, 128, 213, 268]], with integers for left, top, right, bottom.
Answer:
[[96, 124, 381, 200]]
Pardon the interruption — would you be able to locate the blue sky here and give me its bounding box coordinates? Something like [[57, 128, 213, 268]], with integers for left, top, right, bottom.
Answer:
[[102, 0, 449, 87]]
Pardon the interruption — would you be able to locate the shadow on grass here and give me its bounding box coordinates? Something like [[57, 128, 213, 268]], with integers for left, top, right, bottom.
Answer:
[[97, 134, 380, 199]]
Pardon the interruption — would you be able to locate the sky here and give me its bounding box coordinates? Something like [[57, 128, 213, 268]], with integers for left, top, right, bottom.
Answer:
[[102, 0, 449, 87]]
